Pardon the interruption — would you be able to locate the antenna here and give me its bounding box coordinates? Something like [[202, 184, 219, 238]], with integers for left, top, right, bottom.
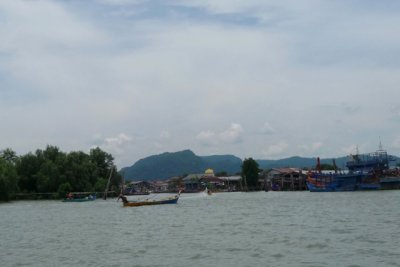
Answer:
[[379, 137, 383, 151]]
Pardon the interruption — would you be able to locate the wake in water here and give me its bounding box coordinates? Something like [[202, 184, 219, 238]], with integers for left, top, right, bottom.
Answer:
[[180, 188, 212, 199]]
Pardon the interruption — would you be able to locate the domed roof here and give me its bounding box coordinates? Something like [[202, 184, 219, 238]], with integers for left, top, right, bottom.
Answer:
[[205, 168, 214, 176]]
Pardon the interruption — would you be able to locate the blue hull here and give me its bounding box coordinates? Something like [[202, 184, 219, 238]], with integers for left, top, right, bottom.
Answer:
[[306, 173, 379, 192], [307, 148, 390, 192]]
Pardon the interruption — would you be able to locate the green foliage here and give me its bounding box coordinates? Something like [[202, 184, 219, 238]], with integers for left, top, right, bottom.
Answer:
[[94, 179, 107, 192], [1, 148, 18, 164], [57, 182, 72, 198], [16, 153, 41, 193], [0, 145, 122, 200], [242, 158, 260, 188], [0, 157, 18, 201]]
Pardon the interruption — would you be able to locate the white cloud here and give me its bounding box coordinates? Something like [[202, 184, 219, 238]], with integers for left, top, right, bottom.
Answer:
[[298, 142, 323, 154], [196, 130, 217, 146], [196, 123, 244, 146], [219, 123, 244, 144], [96, 133, 132, 155], [262, 141, 288, 157]]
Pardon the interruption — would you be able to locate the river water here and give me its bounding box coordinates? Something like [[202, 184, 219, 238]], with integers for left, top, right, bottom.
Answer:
[[1, 191, 400, 267]]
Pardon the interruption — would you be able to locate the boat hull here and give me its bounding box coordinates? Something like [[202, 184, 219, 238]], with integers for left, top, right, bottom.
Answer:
[[123, 196, 179, 207], [306, 172, 380, 192], [62, 198, 96, 202]]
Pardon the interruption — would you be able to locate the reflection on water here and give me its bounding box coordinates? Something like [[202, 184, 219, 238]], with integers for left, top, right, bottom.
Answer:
[[1, 191, 400, 267]]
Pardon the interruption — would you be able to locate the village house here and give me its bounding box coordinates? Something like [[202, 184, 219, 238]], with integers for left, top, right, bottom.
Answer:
[[264, 168, 307, 191], [124, 181, 153, 194], [218, 175, 242, 191], [182, 169, 224, 192], [183, 169, 243, 192]]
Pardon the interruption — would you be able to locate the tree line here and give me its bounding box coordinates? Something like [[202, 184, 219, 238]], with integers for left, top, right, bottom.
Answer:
[[0, 145, 122, 201]]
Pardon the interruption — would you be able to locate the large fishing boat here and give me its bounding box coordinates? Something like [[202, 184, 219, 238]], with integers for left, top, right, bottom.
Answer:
[[307, 145, 396, 192]]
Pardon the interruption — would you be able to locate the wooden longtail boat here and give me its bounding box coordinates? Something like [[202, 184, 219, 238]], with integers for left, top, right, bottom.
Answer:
[[118, 191, 181, 207], [62, 197, 96, 202], [62, 193, 96, 202]]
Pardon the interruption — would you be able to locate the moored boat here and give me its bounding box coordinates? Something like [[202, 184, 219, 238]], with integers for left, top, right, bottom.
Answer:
[[306, 172, 363, 192], [307, 146, 393, 192], [62, 197, 96, 202], [118, 191, 181, 207], [62, 193, 96, 202]]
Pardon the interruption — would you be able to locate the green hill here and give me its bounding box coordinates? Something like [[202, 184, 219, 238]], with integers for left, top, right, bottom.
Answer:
[[120, 150, 242, 180]]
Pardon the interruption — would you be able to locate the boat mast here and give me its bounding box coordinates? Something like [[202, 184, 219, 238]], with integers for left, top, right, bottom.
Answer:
[[103, 168, 113, 200], [120, 171, 125, 195], [378, 137, 384, 152]]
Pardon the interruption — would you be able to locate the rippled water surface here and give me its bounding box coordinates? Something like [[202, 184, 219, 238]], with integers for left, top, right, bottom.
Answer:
[[1, 191, 400, 267]]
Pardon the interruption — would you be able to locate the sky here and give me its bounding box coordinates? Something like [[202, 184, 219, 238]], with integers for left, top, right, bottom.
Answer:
[[1, 0, 400, 168]]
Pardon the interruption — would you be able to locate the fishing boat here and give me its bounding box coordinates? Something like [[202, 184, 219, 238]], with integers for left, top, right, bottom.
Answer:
[[307, 145, 392, 192], [62, 193, 96, 202], [118, 191, 181, 207], [306, 172, 364, 192]]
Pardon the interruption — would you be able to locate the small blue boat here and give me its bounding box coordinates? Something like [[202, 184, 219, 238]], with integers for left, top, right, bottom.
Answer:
[[62, 193, 96, 202]]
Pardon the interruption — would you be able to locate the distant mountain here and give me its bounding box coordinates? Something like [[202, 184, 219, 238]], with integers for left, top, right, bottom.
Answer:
[[120, 150, 400, 181], [257, 155, 400, 169], [120, 150, 242, 181], [256, 156, 349, 170]]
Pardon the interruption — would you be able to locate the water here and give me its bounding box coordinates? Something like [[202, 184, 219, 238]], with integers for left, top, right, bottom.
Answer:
[[1, 191, 400, 267]]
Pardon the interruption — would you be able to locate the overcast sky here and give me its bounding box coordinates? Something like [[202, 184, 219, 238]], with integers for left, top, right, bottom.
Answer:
[[1, 0, 400, 168]]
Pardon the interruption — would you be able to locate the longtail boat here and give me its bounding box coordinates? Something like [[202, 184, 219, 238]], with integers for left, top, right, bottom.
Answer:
[[62, 193, 96, 202], [118, 191, 181, 207], [62, 197, 96, 202]]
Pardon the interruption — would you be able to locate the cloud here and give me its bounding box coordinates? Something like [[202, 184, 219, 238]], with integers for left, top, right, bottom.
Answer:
[[196, 130, 217, 146], [196, 123, 244, 146], [262, 141, 288, 157], [219, 123, 244, 143], [95, 133, 132, 155], [261, 122, 276, 135], [298, 142, 323, 154]]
